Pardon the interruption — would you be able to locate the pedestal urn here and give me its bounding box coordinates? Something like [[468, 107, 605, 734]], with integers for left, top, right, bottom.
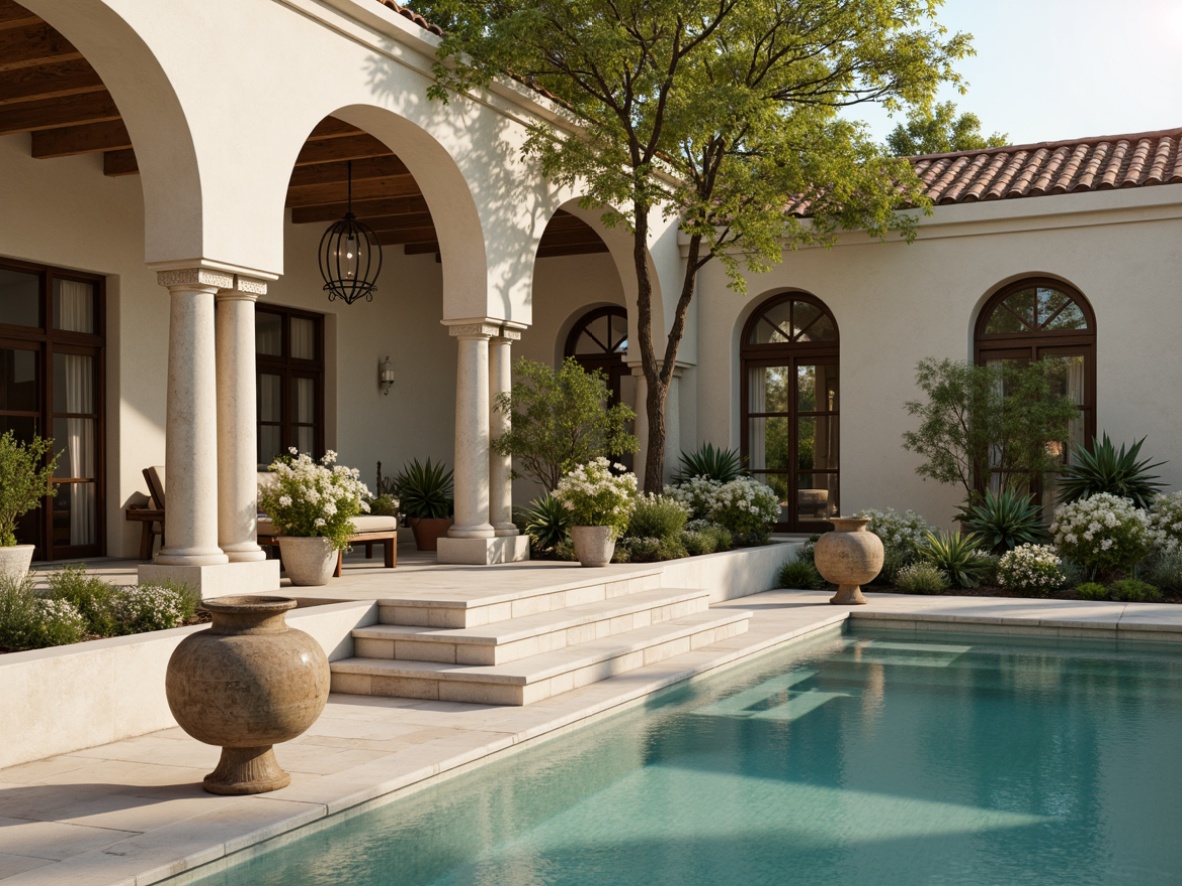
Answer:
[[165, 595, 330, 795], [813, 517, 884, 606]]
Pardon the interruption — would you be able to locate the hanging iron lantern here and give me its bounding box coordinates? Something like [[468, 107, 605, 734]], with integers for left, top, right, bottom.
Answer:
[[318, 160, 383, 304]]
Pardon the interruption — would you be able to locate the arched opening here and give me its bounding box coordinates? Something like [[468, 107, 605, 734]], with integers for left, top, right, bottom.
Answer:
[[740, 292, 839, 532], [974, 277, 1096, 497]]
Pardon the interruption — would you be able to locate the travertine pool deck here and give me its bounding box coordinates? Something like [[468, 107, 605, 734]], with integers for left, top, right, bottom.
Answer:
[[2, 587, 1180, 886]]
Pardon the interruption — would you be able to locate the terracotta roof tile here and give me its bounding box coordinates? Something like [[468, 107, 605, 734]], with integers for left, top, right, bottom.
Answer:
[[905, 127, 1182, 207], [374, 0, 444, 37]]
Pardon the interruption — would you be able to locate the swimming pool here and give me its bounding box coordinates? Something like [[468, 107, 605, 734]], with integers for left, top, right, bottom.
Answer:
[[179, 625, 1182, 885]]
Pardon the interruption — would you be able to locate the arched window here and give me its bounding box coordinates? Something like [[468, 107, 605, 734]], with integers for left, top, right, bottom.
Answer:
[[741, 292, 839, 532], [975, 279, 1096, 485], [564, 305, 629, 405]]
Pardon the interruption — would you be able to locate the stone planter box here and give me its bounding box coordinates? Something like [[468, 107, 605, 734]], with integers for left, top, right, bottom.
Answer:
[[0, 599, 376, 770]]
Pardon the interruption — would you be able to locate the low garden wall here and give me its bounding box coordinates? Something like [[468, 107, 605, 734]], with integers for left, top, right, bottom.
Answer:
[[658, 538, 800, 603], [0, 599, 377, 770]]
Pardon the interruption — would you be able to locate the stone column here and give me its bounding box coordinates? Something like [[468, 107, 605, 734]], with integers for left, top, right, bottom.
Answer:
[[489, 327, 521, 537], [447, 322, 498, 539], [216, 279, 267, 562], [154, 269, 230, 566]]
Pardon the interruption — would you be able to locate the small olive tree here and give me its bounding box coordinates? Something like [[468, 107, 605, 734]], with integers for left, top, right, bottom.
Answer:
[[494, 358, 638, 491], [902, 358, 1078, 505], [0, 431, 60, 547]]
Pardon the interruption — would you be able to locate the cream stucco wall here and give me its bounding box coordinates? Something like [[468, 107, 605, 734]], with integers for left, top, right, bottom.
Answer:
[[693, 188, 1182, 527]]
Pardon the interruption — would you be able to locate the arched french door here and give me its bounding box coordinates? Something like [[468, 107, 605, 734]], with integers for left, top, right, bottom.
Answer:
[[564, 305, 629, 405], [741, 293, 839, 532], [975, 278, 1096, 497]]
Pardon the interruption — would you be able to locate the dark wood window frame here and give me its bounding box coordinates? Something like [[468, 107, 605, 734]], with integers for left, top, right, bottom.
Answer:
[[740, 291, 839, 533], [974, 277, 1097, 494], [0, 256, 106, 561], [255, 303, 325, 465], [564, 305, 629, 406]]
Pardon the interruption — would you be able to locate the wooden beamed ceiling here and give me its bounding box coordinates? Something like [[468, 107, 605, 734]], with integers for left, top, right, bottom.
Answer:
[[0, 0, 608, 259]]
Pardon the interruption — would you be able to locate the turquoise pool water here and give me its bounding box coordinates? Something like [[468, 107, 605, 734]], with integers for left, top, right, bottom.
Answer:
[[185, 626, 1182, 885]]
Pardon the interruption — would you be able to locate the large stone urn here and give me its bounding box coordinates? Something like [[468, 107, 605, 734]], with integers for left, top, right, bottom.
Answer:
[[165, 596, 330, 795], [570, 525, 615, 567], [814, 517, 884, 606], [277, 536, 337, 586], [0, 545, 34, 581]]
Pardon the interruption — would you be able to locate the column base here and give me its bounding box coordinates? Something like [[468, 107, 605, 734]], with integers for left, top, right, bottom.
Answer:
[[493, 524, 519, 538], [138, 560, 280, 599], [436, 536, 530, 566], [222, 543, 268, 563]]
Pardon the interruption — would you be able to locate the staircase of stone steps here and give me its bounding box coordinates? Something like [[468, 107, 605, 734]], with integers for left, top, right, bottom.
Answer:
[[329, 570, 752, 706]]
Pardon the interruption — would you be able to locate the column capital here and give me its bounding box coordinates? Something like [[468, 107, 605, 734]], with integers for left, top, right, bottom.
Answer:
[[157, 268, 234, 291], [446, 322, 501, 339], [496, 323, 524, 342], [215, 274, 268, 302]]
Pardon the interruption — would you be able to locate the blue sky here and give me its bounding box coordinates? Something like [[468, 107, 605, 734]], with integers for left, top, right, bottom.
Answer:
[[851, 0, 1182, 147]]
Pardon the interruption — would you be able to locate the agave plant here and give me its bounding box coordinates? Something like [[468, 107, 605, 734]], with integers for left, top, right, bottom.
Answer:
[[1057, 433, 1166, 508], [960, 489, 1047, 554], [918, 530, 993, 589], [523, 493, 571, 554], [674, 443, 744, 483], [393, 457, 453, 519]]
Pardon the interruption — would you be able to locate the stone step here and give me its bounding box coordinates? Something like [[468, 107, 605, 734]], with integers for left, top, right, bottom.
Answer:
[[376, 567, 664, 629], [331, 609, 751, 706], [352, 588, 711, 666]]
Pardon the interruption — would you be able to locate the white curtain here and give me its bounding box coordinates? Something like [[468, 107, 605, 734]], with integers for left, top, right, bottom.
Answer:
[[57, 281, 95, 545], [748, 366, 766, 471], [1065, 356, 1086, 453], [291, 318, 315, 360]]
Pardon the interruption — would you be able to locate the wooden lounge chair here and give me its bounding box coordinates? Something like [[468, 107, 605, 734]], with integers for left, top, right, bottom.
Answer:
[[125, 466, 166, 561]]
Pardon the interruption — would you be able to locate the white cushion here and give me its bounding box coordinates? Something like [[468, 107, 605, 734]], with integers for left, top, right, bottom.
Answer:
[[256, 515, 396, 537]]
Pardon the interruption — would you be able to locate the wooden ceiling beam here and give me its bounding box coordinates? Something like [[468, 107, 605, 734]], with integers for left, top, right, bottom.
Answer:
[[288, 154, 409, 188], [371, 225, 439, 245], [306, 116, 364, 140], [0, 88, 119, 135], [0, 22, 81, 72], [0, 57, 103, 106], [102, 148, 137, 176], [290, 194, 428, 223], [0, 1, 39, 31], [294, 133, 393, 167], [286, 173, 420, 208], [31, 118, 130, 157], [537, 242, 611, 258], [353, 211, 435, 231], [402, 242, 440, 256]]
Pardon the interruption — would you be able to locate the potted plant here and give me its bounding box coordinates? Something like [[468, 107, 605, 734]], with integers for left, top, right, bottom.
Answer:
[[553, 457, 637, 566], [394, 457, 453, 551], [257, 449, 370, 585], [0, 431, 60, 580]]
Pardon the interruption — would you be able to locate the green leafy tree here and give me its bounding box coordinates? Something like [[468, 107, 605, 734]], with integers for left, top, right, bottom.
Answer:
[[0, 431, 60, 547], [886, 100, 1007, 156], [420, 0, 971, 492], [902, 357, 1078, 505], [494, 357, 639, 491]]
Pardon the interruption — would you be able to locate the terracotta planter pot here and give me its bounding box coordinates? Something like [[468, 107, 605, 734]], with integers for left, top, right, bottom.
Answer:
[[411, 517, 453, 551], [165, 595, 330, 795], [0, 545, 34, 581], [570, 525, 615, 567], [277, 536, 337, 586], [814, 517, 884, 606]]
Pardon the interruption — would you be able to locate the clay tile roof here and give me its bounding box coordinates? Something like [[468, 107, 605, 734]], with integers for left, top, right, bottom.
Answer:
[[374, 0, 444, 37], [906, 126, 1182, 206]]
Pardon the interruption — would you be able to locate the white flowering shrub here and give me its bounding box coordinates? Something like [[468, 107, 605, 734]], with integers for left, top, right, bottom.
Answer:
[[997, 544, 1066, 596], [853, 507, 932, 556], [113, 585, 188, 633], [32, 597, 88, 646], [553, 458, 638, 539], [708, 478, 780, 545], [1147, 491, 1182, 554], [1051, 493, 1151, 578], [666, 476, 724, 521], [258, 449, 371, 550]]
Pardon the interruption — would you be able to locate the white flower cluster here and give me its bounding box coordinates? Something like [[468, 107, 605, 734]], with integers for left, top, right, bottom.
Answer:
[[553, 457, 638, 537], [259, 449, 372, 549], [997, 544, 1066, 595], [853, 507, 933, 556], [1147, 491, 1182, 554], [115, 585, 187, 632], [34, 597, 87, 633], [668, 476, 778, 544], [1051, 492, 1151, 575]]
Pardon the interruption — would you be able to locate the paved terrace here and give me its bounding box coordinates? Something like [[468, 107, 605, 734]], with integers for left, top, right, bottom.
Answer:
[[3, 550, 1182, 885]]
